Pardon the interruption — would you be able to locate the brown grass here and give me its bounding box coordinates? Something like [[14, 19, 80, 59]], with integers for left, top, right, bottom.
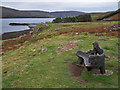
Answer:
[[2, 25, 119, 54], [105, 13, 119, 21]]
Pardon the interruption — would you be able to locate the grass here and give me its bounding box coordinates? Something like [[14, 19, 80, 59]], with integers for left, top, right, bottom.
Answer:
[[89, 13, 104, 21], [2, 21, 119, 88]]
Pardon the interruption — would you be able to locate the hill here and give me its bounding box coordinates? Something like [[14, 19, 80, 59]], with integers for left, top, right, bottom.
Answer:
[[96, 9, 120, 21], [51, 11, 85, 17], [105, 13, 119, 21], [1, 6, 85, 18], [1, 6, 54, 18], [96, 12, 112, 20]]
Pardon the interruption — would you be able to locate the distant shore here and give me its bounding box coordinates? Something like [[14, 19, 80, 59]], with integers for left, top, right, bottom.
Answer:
[[1, 29, 32, 40]]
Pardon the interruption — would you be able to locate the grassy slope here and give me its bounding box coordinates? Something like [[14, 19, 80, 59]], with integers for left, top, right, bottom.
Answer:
[[96, 9, 120, 21], [2, 21, 119, 88], [105, 13, 119, 21], [89, 13, 104, 21], [96, 12, 112, 20]]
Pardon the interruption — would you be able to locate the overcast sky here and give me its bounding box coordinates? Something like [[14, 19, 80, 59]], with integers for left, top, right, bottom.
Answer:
[[0, 0, 119, 12]]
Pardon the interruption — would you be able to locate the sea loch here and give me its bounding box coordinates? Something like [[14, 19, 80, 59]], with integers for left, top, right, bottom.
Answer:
[[1, 18, 54, 34]]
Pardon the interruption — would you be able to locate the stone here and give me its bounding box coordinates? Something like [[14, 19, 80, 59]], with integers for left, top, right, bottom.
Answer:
[[93, 70, 113, 76], [99, 37, 104, 40], [40, 48, 47, 54], [75, 33, 79, 35], [45, 24, 48, 26], [55, 28, 60, 31], [29, 31, 34, 35]]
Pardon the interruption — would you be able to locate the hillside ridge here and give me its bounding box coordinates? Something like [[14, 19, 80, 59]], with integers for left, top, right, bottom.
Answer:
[[1, 6, 85, 18]]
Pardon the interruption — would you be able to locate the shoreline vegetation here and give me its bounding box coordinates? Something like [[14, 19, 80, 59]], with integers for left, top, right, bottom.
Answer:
[[52, 14, 92, 23]]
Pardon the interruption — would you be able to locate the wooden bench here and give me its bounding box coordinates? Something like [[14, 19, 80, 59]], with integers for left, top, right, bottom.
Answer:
[[76, 42, 105, 74]]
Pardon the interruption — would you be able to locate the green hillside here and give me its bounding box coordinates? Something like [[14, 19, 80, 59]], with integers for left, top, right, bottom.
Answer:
[[96, 9, 120, 21], [89, 13, 105, 21], [2, 21, 119, 88]]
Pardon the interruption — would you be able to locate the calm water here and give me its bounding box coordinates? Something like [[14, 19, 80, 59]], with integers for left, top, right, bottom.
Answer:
[[1, 18, 54, 34]]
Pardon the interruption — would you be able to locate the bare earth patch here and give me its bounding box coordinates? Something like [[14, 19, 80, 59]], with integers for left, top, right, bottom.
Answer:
[[67, 61, 84, 77], [56, 40, 80, 55], [66, 61, 89, 84]]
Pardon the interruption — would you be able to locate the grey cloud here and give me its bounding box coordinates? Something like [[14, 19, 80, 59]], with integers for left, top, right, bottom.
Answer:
[[2, 2, 118, 12]]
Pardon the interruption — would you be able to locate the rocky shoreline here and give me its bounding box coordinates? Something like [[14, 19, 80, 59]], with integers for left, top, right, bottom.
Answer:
[[1, 23, 39, 40], [1, 29, 32, 40]]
